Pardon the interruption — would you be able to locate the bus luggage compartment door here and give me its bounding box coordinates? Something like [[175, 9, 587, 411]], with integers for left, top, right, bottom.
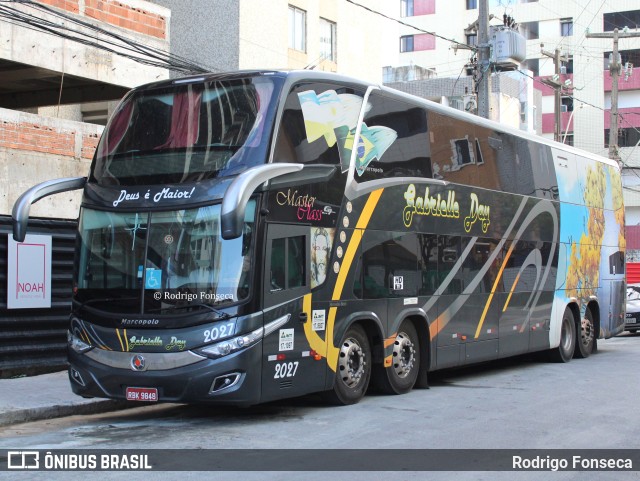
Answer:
[[260, 299, 326, 402]]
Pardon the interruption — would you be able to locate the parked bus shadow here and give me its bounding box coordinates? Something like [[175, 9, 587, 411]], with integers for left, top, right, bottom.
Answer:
[[424, 354, 539, 388], [161, 354, 545, 420], [95, 346, 626, 427]]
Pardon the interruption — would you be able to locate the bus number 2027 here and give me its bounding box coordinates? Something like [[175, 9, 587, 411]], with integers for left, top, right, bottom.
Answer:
[[203, 322, 235, 343], [274, 361, 299, 379]]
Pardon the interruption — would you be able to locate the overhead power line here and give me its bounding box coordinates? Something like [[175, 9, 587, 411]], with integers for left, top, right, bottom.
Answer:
[[0, 0, 211, 75], [344, 0, 475, 52]]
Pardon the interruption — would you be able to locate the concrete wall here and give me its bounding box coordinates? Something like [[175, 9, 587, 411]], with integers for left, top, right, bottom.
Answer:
[[0, 108, 102, 218], [2, 0, 171, 89], [153, 0, 240, 74]]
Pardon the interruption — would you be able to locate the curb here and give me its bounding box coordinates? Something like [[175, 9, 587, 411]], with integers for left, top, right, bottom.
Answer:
[[0, 400, 132, 428]]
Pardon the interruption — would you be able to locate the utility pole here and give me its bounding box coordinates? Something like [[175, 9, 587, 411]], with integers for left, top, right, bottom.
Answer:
[[586, 28, 640, 163], [540, 46, 570, 143], [477, 0, 490, 119]]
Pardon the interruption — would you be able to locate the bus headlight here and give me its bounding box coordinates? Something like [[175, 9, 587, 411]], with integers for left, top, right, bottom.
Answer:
[[67, 331, 93, 353], [199, 326, 264, 359]]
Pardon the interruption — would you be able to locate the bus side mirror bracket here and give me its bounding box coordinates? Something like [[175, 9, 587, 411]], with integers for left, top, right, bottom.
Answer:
[[221, 164, 302, 240], [12, 176, 87, 242]]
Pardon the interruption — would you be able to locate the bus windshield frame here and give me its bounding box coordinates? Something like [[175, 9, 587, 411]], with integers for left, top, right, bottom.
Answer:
[[90, 75, 283, 186], [74, 201, 256, 315]]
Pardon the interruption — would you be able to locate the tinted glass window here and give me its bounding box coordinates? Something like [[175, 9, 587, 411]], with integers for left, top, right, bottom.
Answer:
[[91, 76, 282, 185], [418, 233, 438, 295], [274, 82, 365, 170], [353, 231, 418, 299], [356, 92, 432, 182], [270, 235, 306, 291]]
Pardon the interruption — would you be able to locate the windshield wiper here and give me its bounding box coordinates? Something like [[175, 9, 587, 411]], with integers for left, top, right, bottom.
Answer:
[[147, 302, 232, 319], [74, 297, 139, 310]]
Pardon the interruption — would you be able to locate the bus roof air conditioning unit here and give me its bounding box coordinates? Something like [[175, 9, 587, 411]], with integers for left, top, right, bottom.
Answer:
[[490, 25, 526, 71]]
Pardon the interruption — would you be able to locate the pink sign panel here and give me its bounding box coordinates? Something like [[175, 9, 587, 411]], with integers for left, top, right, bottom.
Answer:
[[7, 234, 52, 309]]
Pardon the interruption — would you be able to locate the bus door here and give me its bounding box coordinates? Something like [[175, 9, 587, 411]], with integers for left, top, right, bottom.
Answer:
[[260, 224, 326, 402]]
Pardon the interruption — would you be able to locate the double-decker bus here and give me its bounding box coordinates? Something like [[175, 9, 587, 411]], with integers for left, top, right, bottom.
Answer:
[[13, 70, 625, 406]]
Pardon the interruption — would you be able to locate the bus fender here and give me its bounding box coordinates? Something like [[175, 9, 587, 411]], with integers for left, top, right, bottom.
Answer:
[[334, 311, 385, 361], [389, 309, 431, 388]]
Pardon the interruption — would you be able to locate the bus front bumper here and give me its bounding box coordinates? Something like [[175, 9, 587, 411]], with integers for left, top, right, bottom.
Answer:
[[67, 342, 263, 406]]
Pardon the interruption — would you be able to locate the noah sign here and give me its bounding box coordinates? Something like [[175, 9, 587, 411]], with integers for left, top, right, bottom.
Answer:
[[7, 234, 52, 309]]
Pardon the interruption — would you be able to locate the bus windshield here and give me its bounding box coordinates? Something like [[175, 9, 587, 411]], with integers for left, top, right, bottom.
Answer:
[[91, 76, 281, 186], [74, 202, 255, 314]]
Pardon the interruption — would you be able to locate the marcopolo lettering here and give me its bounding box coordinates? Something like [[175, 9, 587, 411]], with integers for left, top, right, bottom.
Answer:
[[121, 318, 160, 326]]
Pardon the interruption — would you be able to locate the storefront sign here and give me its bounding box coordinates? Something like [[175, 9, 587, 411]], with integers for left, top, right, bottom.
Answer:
[[7, 234, 52, 309]]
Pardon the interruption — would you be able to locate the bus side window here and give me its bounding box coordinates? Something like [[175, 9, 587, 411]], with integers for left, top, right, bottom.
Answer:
[[418, 233, 438, 295], [270, 235, 306, 291], [270, 238, 286, 290]]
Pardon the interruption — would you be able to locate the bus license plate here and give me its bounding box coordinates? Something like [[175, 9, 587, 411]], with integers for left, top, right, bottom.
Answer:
[[126, 387, 158, 402]]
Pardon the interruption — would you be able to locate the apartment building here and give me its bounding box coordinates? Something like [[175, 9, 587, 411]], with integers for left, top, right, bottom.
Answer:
[[386, 0, 640, 261], [152, 0, 394, 83]]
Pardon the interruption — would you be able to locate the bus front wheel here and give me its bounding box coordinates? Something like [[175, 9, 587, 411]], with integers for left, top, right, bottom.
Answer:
[[323, 325, 371, 405], [549, 307, 576, 363], [375, 320, 420, 395]]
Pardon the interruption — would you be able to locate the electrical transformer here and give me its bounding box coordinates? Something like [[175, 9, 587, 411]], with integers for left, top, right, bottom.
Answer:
[[490, 25, 526, 70]]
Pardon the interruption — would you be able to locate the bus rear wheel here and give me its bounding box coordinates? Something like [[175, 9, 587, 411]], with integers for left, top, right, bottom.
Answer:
[[575, 308, 595, 358], [376, 321, 420, 394], [548, 307, 575, 363], [323, 325, 371, 405]]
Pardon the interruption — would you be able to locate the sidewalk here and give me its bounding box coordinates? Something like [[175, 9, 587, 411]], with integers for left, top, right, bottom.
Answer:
[[0, 371, 129, 427]]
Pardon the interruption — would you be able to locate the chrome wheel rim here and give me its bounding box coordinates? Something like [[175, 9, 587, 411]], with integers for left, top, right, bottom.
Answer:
[[338, 337, 365, 388], [392, 331, 415, 379]]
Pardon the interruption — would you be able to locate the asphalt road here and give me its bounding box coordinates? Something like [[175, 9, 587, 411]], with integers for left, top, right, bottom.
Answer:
[[1, 333, 639, 480]]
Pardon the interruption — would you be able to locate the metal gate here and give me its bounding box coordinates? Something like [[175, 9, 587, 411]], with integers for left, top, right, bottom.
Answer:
[[0, 216, 77, 378], [628, 262, 640, 285]]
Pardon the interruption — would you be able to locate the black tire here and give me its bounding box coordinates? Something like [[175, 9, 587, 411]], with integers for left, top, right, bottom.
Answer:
[[375, 321, 420, 395], [575, 308, 596, 358], [548, 307, 576, 363], [323, 325, 371, 405]]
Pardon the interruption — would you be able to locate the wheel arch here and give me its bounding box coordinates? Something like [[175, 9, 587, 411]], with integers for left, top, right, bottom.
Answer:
[[403, 314, 431, 389], [567, 301, 581, 331], [585, 300, 601, 339], [390, 309, 431, 389]]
